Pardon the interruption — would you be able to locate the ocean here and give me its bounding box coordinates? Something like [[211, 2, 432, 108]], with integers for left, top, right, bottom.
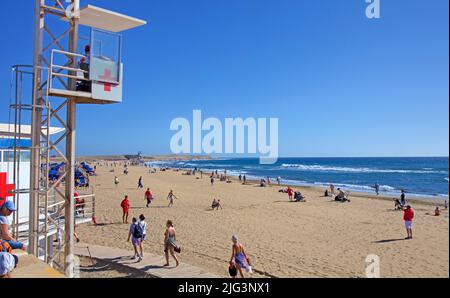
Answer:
[[147, 157, 449, 199]]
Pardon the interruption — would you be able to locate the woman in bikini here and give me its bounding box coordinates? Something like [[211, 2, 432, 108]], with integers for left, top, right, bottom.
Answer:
[[163, 220, 180, 267], [230, 235, 251, 278]]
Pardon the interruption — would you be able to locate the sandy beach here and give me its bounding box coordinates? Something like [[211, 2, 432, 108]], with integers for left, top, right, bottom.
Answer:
[[76, 163, 449, 278]]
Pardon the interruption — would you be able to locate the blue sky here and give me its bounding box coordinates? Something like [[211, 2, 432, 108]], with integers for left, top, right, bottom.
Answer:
[[0, 0, 448, 157]]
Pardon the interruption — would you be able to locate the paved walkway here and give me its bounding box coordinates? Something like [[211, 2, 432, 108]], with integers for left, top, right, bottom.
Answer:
[[75, 243, 220, 278], [12, 250, 65, 278]]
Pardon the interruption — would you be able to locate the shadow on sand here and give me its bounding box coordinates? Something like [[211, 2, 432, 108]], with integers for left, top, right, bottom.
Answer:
[[373, 238, 407, 244]]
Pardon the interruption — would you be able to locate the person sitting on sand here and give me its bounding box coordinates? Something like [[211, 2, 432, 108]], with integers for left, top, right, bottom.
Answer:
[[335, 188, 350, 202], [230, 235, 251, 278], [260, 179, 266, 187], [294, 191, 306, 202], [164, 220, 180, 267], [212, 199, 223, 210], [324, 189, 329, 197], [435, 207, 441, 216], [167, 190, 178, 207], [394, 199, 403, 211]]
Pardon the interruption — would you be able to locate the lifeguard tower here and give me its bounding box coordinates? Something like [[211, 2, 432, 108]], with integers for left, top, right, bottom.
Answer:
[[7, 1, 146, 277]]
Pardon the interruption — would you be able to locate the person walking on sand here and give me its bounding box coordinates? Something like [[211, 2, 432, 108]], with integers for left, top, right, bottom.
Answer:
[[330, 184, 335, 196], [167, 190, 178, 207], [164, 220, 180, 267], [277, 176, 281, 185], [145, 188, 153, 208], [139, 214, 147, 257], [400, 189, 407, 207], [114, 176, 119, 188], [121, 195, 130, 224], [138, 176, 143, 189], [243, 175, 247, 185], [127, 218, 144, 261], [403, 205, 414, 240], [374, 183, 380, 196], [210, 176, 215, 186], [230, 235, 251, 278]]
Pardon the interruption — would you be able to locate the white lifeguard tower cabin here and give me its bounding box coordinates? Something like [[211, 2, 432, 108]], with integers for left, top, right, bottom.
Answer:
[[48, 5, 147, 104]]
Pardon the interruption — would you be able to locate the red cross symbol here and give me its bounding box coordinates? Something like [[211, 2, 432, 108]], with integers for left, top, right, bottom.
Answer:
[[98, 69, 115, 92], [0, 172, 15, 206]]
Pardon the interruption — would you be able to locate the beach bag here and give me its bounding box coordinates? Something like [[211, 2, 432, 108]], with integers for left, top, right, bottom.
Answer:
[[133, 223, 144, 239], [228, 265, 237, 277], [174, 245, 182, 254]]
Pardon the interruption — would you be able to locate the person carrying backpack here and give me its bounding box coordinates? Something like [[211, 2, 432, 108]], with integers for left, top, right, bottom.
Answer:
[[127, 218, 144, 261]]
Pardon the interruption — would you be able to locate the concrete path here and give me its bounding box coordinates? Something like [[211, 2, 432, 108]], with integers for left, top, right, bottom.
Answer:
[[75, 243, 220, 278], [12, 250, 65, 278]]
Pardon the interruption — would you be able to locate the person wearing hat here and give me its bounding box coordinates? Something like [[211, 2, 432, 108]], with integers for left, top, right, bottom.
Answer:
[[0, 200, 27, 251], [0, 252, 18, 278]]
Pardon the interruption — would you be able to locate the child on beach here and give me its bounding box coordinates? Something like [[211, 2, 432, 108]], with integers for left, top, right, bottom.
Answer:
[[287, 186, 294, 201], [435, 207, 441, 216], [164, 220, 180, 267], [145, 188, 153, 208], [230, 235, 251, 278], [127, 218, 144, 261], [121, 196, 130, 224], [212, 199, 222, 210], [403, 205, 414, 240], [167, 190, 178, 207]]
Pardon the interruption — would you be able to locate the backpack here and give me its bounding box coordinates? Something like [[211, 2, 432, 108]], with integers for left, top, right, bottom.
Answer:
[[133, 223, 144, 239], [0, 240, 12, 253]]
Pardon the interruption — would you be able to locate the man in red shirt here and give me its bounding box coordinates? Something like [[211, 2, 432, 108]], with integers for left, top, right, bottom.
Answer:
[[403, 205, 414, 239], [144, 188, 153, 208], [121, 195, 130, 224]]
